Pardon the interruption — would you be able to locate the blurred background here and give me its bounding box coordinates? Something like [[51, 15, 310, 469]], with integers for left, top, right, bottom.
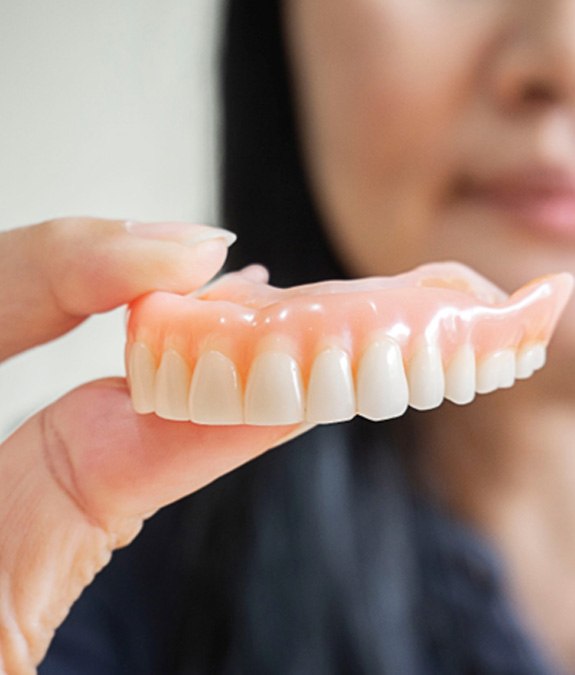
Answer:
[[0, 0, 223, 438]]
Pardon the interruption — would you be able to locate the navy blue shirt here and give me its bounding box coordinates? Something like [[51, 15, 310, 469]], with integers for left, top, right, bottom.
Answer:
[[39, 426, 559, 675]]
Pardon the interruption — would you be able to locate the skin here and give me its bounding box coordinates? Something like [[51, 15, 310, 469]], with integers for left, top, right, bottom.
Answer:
[[4, 2, 575, 670], [0, 218, 304, 672], [285, 0, 575, 669]]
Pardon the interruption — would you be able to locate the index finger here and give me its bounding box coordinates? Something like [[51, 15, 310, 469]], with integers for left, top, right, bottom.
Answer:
[[0, 217, 236, 361]]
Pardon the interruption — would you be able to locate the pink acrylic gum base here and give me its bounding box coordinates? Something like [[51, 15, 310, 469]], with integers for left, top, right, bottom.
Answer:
[[126, 262, 574, 384]]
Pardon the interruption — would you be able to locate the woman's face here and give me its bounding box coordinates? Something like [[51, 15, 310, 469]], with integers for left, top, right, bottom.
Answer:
[[285, 0, 575, 349]]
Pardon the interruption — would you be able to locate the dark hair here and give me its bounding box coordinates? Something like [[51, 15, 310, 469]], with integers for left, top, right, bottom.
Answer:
[[173, 2, 544, 673], [221, 0, 345, 285]]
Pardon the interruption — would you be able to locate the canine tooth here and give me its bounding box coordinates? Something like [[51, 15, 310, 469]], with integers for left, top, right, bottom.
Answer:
[[154, 350, 191, 421], [408, 343, 445, 410], [306, 348, 356, 423], [516, 344, 547, 379], [356, 338, 409, 421], [244, 352, 304, 425], [128, 342, 156, 414], [189, 351, 243, 424], [476, 349, 515, 394], [444, 344, 476, 405]]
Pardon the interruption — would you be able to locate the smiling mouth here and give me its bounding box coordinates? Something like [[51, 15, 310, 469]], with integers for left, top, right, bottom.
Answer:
[[457, 170, 575, 242]]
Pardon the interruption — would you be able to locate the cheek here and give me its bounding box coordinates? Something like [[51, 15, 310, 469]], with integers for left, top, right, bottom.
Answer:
[[288, 0, 503, 277], [308, 70, 465, 276]]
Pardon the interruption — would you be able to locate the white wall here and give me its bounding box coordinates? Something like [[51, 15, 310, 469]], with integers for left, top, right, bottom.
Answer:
[[0, 0, 223, 437]]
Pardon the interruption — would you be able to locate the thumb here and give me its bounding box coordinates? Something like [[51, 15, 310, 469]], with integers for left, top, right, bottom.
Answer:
[[38, 378, 308, 528], [0, 379, 308, 670], [0, 217, 236, 361]]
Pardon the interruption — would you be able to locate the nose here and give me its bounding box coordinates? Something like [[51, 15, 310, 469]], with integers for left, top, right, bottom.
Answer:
[[491, 1, 575, 113]]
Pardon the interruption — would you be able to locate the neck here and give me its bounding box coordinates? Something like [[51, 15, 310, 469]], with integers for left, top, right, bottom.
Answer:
[[418, 353, 575, 669]]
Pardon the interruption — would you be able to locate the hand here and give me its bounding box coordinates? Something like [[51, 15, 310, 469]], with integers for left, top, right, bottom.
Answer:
[[0, 217, 303, 673]]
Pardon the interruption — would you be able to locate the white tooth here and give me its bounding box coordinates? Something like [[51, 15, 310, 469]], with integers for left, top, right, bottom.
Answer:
[[408, 342, 445, 410], [244, 352, 304, 425], [189, 351, 243, 424], [154, 350, 191, 421], [356, 338, 409, 421], [444, 344, 476, 405], [516, 344, 547, 379], [532, 344, 547, 371], [128, 342, 156, 414], [476, 354, 498, 393], [477, 350, 515, 394], [497, 349, 516, 389], [306, 348, 356, 423], [516, 347, 535, 379]]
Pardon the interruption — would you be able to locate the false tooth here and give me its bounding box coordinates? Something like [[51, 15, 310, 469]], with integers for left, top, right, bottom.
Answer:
[[444, 344, 476, 405], [497, 349, 516, 389], [189, 351, 243, 424], [128, 342, 156, 414], [516, 344, 547, 379], [532, 344, 547, 371], [306, 348, 356, 423], [356, 338, 409, 421], [408, 342, 445, 410], [244, 352, 304, 425], [154, 350, 191, 421], [476, 349, 514, 394], [476, 353, 499, 393], [516, 346, 535, 379]]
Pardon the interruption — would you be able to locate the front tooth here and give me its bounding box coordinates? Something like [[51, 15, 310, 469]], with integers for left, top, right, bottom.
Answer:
[[154, 350, 191, 421], [189, 351, 243, 424], [306, 348, 356, 423], [444, 344, 476, 405], [128, 342, 156, 414], [476, 349, 515, 394], [408, 342, 445, 410], [516, 344, 547, 379], [244, 352, 304, 425], [356, 338, 409, 421]]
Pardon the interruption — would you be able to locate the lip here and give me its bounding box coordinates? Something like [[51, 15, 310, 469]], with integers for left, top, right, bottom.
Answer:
[[458, 167, 575, 241]]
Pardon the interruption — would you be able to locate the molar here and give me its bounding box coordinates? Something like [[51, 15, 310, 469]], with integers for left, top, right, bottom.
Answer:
[[244, 352, 304, 425], [128, 342, 156, 414], [306, 348, 356, 423], [189, 351, 243, 424], [444, 344, 476, 405], [356, 337, 409, 421], [154, 350, 192, 421], [408, 342, 445, 410], [516, 344, 546, 379], [476, 349, 516, 394]]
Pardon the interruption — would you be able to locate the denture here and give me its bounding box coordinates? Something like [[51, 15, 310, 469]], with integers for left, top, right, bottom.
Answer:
[[126, 262, 573, 425]]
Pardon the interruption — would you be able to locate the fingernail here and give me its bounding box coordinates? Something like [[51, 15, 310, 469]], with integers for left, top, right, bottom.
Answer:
[[125, 221, 237, 247]]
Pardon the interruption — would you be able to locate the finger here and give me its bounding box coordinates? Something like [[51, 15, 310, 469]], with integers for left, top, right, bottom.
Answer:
[[0, 217, 236, 361], [40, 379, 311, 526], [237, 264, 270, 283], [0, 382, 311, 669]]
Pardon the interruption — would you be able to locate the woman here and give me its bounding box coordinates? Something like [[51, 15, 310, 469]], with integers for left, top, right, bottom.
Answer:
[[2, 0, 574, 672]]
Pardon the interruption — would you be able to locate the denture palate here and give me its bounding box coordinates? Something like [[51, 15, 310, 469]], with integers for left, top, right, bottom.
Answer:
[[126, 262, 573, 425]]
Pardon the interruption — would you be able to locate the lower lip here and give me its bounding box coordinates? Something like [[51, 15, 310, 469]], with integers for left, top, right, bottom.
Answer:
[[465, 190, 575, 242]]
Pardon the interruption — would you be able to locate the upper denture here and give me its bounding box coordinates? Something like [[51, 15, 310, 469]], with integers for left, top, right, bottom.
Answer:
[[126, 262, 573, 425]]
